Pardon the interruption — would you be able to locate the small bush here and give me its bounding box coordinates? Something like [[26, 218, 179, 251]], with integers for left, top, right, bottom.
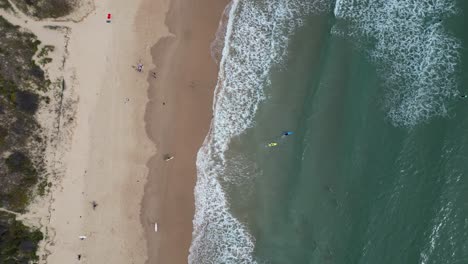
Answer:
[[37, 45, 54, 58], [7, 191, 29, 213], [5, 151, 36, 177], [0, 78, 18, 104], [11, 0, 75, 18], [28, 62, 44, 80], [36, 179, 48, 196], [0, 126, 7, 145], [0, 212, 43, 262], [38, 57, 52, 66], [0, 0, 12, 10], [15, 90, 39, 114]]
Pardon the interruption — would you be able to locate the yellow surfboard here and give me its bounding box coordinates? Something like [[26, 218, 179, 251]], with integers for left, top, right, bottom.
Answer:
[[268, 142, 278, 147]]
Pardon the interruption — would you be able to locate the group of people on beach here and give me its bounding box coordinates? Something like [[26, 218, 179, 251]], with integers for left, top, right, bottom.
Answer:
[[137, 63, 143, 72], [136, 62, 157, 79]]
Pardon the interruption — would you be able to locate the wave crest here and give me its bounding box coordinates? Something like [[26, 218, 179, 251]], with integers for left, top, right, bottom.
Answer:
[[333, 0, 461, 127], [189, 0, 330, 263]]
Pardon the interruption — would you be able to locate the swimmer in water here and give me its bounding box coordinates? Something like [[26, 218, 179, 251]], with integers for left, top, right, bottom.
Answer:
[[282, 131, 294, 136]]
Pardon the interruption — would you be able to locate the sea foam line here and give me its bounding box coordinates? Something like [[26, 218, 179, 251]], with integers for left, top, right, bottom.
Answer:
[[190, 1, 257, 263], [333, 0, 461, 127], [189, 0, 330, 263]]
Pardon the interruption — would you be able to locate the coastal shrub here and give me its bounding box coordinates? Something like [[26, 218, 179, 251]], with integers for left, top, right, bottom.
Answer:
[[36, 179, 48, 196], [11, 0, 75, 18], [0, 77, 18, 104], [0, 126, 7, 147], [29, 62, 45, 80], [0, 212, 43, 263], [8, 187, 31, 212], [0, 8, 48, 260], [0, 16, 18, 30], [37, 45, 54, 58], [0, 17, 45, 92], [0, 0, 12, 10], [38, 57, 52, 66], [5, 151, 36, 178], [15, 90, 39, 114], [11, 118, 30, 139]]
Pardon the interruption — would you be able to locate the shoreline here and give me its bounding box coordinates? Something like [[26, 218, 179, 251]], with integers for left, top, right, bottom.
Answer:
[[141, 0, 229, 262]]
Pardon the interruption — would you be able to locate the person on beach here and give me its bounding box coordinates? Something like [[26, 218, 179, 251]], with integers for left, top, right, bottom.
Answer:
[[164, 154, 174, 161], [137, 63, 143, 72]]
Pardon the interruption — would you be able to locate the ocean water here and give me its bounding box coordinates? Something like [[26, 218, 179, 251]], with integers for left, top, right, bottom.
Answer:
[[189, 0, 468, 263]]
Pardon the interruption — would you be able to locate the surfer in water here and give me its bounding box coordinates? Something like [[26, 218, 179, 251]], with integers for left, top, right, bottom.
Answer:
[[267, 131, 293, 147], [267, 142, 278, 147]]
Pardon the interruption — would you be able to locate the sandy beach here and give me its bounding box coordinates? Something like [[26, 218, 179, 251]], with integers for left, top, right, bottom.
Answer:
[[141, 0, 229, 263], [39, 0, 169, 262], [1, 0, 227, 262]]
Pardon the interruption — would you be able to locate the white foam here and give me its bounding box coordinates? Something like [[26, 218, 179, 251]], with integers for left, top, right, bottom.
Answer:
[[333, 0, 461, 127], [419, 191, 454, 264], [211, 1, 234, 64], [189, 0, 330, 263]]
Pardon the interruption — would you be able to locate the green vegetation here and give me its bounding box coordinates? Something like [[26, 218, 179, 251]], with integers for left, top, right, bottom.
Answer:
[[0, 211, 43, 263], [6, 152, 37, 180], [0, 15, 46, 211], [0, 0, 13, 11], [0, 126, 7, 146], [36, 45, 55, 66], [0, 17, 45, 94], [36, 180, 47, 196], [0, 13, 51, 263], [37, 45, 54, 58], [38, 57, 52, 66], [10, 0, 75, 18]]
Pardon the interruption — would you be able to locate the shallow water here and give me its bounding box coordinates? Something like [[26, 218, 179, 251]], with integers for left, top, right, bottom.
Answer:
[[190, 1, 468, 263]]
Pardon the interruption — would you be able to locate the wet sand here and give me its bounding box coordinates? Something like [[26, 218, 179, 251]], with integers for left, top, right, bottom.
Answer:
[[141, 0, 229, 263]]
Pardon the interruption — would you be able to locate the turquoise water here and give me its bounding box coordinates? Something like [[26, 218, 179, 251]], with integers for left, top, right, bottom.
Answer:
[[189, 1, 468, 263]]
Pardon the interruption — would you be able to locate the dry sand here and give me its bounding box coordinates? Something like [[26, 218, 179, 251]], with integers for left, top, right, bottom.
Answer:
[[42, 0, 171, 262], [141, 0, 229, 263], [30, 0, 169, 262]]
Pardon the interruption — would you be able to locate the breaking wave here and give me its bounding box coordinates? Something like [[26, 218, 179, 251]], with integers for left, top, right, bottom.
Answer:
[[189, 0, 330, 263], [333, 0, 461, 127]]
